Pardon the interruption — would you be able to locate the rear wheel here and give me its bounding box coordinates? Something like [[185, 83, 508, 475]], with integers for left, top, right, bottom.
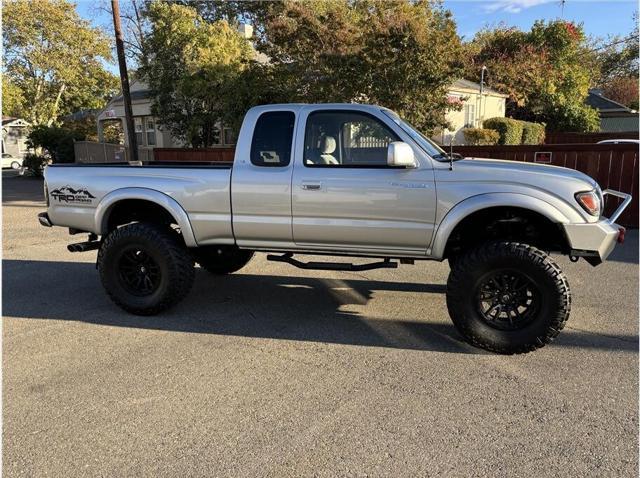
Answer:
[[446, 242, 571, 354], [193, 245, 254, 274], [98, 222, 195, 315]]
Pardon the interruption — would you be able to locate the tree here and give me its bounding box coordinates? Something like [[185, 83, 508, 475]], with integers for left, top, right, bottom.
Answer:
[[594, 14, 639, 86], [2, 0, 119, 126], [464, 20, 600, 132], [94, 0, 149, 64], [258, 0, 463, 132], [592, 14, 638, 109], [2, 75, 26, 118], [139, 2, 255, 147], [602, 76, 639, 110]]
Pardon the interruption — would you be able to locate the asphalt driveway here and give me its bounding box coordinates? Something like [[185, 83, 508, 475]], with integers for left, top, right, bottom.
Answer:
[[3, 170, 638, 477]]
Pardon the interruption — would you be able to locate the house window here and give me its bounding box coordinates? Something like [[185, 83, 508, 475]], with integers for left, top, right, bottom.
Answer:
[[146, 118, 156, 146], [464, 104, 476, 127], [134, 117, 144, 146], [223, 128, 236, 145]]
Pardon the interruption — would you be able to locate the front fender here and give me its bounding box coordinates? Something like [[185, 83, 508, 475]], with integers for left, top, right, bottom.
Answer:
[[429, 192, 575, 260], [95, 187, 198, 247]]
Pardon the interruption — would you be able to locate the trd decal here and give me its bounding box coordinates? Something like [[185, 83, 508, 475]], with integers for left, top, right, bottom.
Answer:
[[50, 185, 96, 204]]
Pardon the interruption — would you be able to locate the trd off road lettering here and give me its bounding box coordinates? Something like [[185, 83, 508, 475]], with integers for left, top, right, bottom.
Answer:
[[37, 104, 631, 354], [50, 186, 95, 204]]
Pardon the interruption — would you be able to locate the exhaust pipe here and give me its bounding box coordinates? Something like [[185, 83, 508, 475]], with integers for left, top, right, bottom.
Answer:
[[67, 241, 100, 253]]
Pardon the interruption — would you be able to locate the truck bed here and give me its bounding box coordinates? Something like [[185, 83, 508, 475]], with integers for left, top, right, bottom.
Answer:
[[45, 163, 234, 246]]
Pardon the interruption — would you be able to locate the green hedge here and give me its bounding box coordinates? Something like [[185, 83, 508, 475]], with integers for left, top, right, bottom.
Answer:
[[462, 128, 500, 145], [482, 117, 524, 145], [521, 121, 546, 145], [483, 117, 546, 145]]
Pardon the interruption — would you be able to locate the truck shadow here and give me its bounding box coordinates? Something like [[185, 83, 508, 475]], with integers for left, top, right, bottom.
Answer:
[[3, 259, 638, 354]]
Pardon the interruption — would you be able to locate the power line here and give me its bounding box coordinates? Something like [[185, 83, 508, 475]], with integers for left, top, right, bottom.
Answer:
[[591, 34, 639, 52]]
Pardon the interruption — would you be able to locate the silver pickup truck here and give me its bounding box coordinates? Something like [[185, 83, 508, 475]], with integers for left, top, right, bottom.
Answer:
[[39, 104, 631, 354]]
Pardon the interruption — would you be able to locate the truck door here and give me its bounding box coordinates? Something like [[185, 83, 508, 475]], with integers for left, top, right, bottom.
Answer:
[[291, 109, 436, 254], [231, 109, 296, 249]]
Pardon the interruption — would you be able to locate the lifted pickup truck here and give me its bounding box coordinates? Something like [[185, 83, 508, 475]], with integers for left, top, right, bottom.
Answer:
[[39, 104, 631, 354]]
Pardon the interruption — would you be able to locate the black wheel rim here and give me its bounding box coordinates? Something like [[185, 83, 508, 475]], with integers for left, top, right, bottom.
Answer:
[[117, 247, 162, 296], [475, 269, 540, 331]]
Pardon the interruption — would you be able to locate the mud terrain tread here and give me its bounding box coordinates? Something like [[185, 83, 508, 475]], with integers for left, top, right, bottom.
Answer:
[[446, 241, 571, 354], [98, 223, 194, 315]]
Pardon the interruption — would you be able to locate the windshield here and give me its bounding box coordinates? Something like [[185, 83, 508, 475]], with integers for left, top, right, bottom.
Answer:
[[382, 109, 449, 159]]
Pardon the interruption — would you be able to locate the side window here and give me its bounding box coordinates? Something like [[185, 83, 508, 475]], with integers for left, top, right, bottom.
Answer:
[[304, 111, 399, 167], [250, 111, 295, 167]]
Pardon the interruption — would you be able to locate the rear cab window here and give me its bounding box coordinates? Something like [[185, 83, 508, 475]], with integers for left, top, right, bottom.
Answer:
[[250, 111, 295, 167]]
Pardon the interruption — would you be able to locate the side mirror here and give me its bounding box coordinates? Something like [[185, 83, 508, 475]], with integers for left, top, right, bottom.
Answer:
[[387, 141, 416, 168]]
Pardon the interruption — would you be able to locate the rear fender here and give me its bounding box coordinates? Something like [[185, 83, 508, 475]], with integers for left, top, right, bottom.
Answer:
[[95, 188, 198, 247]]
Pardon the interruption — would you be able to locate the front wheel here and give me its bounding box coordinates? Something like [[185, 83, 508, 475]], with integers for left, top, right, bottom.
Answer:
[[446, 242, 571, 354], [10, 161, 21, 170], [98, 223, 195, 315]]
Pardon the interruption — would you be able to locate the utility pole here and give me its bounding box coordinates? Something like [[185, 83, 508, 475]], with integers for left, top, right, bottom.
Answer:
[[479, 65, 487, 126], [111, 0, 139, 163]]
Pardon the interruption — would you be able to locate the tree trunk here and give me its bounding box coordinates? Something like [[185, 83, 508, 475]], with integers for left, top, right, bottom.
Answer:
[[47, 83, 66, 127]]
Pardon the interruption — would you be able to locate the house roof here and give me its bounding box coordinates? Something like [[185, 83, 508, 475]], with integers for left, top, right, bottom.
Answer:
[[586, 90, 636, 113], [110, 89, 152, 104], [450, 79, 508, 98], [2, 117, 30, 127]]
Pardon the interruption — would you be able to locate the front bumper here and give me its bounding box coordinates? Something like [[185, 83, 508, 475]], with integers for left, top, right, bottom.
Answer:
[[562, 189, 632, 265]]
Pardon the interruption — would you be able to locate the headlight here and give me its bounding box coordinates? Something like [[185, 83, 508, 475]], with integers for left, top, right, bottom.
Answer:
[[575, 190, 601, 216]]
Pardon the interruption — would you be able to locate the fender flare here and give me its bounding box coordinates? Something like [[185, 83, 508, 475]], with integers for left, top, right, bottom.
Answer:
[[429, 192, 574, 260], [95, 187, 198, 247]]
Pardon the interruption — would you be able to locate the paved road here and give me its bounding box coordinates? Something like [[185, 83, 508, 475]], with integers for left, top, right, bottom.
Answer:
[[3, 170, 638, 477]]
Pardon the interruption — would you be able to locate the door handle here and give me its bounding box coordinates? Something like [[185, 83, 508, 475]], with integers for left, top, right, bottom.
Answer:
[[301, 183, 321, 191]]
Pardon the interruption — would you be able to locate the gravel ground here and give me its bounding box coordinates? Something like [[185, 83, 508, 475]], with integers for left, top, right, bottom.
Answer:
[[3, 170, 638, 477]]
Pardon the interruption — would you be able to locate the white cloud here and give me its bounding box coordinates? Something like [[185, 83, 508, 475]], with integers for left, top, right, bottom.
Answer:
[[482, 0, 557, 13]]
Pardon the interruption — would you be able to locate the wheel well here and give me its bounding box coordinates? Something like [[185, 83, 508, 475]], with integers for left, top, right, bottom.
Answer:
[[444, 207, 570, 259], [105, 199, 178, 233]]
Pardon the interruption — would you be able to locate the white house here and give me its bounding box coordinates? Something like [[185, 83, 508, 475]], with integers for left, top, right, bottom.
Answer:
[[436, 79, 508, 145], [1, 117, 32, 158]]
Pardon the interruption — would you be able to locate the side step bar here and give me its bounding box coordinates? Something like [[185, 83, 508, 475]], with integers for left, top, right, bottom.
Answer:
[[266, 253, 398, 272]]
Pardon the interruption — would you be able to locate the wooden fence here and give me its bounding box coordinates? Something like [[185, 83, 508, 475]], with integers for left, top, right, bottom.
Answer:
[[153, 148, 235, 162], [545, 131, 638, 144], [453, 143, 638, 226], [74, 141, 154, 163]]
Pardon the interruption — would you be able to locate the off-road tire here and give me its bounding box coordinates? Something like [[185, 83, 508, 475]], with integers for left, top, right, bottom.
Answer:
[[446, 242, 571, 354], [98, 222, 195, 315], [193, 245, 254, 275]]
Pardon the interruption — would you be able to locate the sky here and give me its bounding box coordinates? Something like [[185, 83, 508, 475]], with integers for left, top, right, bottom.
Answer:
[[76, 0, 638, 72], [445, 0, 638, 41]]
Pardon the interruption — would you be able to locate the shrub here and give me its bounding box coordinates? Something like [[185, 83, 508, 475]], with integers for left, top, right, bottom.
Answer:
[[22, 153, 48, 177], [462, 128, 500, 145], [521, 121, 546, 144], [483, 117, 524, 145], [27, 125, 85, 164]]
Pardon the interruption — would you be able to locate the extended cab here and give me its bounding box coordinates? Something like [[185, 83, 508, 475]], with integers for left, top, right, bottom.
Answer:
[[39, 104, 631, 353]]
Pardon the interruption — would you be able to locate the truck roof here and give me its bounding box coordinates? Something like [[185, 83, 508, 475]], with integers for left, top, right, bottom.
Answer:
[[247, 103, 388, 115]]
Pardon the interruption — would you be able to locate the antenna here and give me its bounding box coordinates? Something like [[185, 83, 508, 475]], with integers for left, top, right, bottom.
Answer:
[[449, 137, 454, 171], [559, 0, 566, 17]]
